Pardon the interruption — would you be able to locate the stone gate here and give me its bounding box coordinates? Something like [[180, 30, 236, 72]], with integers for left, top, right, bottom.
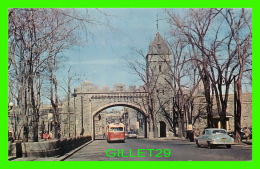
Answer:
[[62, 32, 174, 139]]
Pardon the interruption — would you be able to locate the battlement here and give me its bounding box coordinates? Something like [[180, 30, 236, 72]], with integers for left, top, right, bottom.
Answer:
[[74, 81, 145, 94]]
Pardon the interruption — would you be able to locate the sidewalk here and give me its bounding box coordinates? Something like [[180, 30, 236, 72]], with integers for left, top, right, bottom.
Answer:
[[242, 139, 252, 145], [148, 137, 252, 146]]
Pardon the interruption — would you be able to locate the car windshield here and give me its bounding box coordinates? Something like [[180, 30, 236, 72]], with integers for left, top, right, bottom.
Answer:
[[212, 130, 226, 134], [128, 131, 136, 134]]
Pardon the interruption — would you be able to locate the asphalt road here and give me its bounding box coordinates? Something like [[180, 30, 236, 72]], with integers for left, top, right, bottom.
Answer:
[[64, 137, 252, 161]]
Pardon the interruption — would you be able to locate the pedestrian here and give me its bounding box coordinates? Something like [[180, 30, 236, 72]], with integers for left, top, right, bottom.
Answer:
[[194, 128, 200, 138], [58, 132, 61, 139], [48, 131, 53, 139], [43, 132, 48, 141], [243, 127, 251, 141], [103, 132, 106, 139], [80, 128, 84, 136], [8, 132, 14, 142]]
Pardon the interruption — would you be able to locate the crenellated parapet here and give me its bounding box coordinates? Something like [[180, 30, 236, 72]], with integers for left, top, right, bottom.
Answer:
[[74, 81, 146, 94]]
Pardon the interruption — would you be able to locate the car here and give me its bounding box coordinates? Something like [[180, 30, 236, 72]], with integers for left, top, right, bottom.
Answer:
[[195, 128, 234, 149], [126, 131, 137, 138]]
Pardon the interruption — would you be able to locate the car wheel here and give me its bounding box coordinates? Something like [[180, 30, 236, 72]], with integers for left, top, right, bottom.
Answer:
[[207, 142, 213, 149], [226, 145, 231, 148], [196, 140, 201, 147]]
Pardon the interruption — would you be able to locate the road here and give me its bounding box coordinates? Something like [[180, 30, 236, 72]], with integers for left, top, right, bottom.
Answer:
[[65, 137, 252, 161]]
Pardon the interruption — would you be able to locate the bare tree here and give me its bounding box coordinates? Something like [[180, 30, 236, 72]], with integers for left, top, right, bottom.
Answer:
[[165, 8, 251, 142], [220, 9, 252, 143], [127, 49, 161, 138], [162, 37, 200, 138], [166, 8, 219, 128], [9, 8, 47, 142], [8, 8, 111, 141], [58, 67, 83, 138]]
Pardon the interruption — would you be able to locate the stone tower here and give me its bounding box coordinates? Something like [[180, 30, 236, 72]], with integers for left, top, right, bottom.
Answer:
[[146, 32, 173, 137]]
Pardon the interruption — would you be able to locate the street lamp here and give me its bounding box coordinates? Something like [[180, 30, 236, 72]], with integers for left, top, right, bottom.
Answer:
[[8, 102, 14, 111], [8, 102, 14, 141], [72, 93, 77, 137]]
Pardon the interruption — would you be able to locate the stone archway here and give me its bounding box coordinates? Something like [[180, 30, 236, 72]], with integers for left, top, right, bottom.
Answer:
[[92, 102, 148, 140], [159, 121, 166, 137]]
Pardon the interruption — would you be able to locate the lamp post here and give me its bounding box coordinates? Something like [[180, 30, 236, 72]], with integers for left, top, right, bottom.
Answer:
[[81, 95, 83, 135], [68, 106, 71, 138], [72, 93, 77, 137], [8, 102, 14, 140], [8, 102, 14, 111]]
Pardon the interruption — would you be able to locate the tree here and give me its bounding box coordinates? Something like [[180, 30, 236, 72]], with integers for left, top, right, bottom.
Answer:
[[163, 37, 200, 138], [166, 8, 251, 129], [9, 8, 47, 142], [165, 8, 251, 142], [166, 8, 219, 128], [127, 49, 161, 138], [58, 67, 83, 138], [220, 9, 252, 143], [8, 8, 110, 141]]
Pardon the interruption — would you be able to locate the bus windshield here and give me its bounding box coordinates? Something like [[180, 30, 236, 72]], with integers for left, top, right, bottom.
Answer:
[[110, 127, 124, 132]]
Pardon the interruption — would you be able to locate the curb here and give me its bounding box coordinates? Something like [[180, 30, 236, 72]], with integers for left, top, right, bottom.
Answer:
[[8, 156, 17, 161], [242, 141, 252, 145], [58, 140, 93, 161]]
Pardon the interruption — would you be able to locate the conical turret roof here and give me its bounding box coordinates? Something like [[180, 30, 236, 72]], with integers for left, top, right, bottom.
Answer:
[[147, 32, 172, 55]]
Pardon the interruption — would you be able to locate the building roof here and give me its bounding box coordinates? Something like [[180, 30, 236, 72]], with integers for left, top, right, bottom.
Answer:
[[147, 32, 172, 55]]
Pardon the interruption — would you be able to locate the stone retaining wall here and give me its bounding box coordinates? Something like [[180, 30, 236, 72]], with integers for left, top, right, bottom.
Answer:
[[8, 136, 91, 158]]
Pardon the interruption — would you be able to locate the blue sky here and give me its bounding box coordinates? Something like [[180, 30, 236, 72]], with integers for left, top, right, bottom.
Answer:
[[59, 8, 170, 91], [56, 8, 251, 100]]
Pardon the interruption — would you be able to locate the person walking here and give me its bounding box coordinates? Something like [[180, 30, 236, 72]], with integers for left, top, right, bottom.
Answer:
[[43, 132, 48, 141], [244, 127, 251, 141], [48, 131, 53, 139], [194, 128, 200, 138]]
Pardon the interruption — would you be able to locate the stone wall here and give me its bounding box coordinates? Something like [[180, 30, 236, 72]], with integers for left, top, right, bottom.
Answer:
[[8, 136, 91, 158]]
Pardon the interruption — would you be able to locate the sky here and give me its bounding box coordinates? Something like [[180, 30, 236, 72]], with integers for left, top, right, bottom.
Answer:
[[58, 8, 171, 92], [56, 8, 252, 101]]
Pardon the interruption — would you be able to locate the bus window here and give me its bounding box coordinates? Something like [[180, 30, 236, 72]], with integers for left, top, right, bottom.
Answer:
[[110, 127, 124, 132]]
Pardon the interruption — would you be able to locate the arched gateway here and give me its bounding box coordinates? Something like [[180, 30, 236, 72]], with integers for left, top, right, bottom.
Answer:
[[92, 102, 148, 139], [64, 32, 174, 139], [71, 90, 149, 139]]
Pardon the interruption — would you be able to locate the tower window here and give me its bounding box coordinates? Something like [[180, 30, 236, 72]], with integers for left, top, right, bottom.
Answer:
[[159, 65, 162, 72], [157, 44, 161, 49]]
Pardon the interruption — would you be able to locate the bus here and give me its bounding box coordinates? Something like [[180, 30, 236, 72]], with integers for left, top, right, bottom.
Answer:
[[106, 123, 125, 143]]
